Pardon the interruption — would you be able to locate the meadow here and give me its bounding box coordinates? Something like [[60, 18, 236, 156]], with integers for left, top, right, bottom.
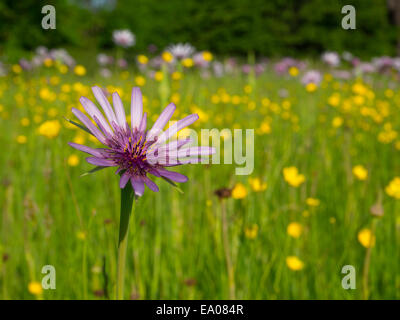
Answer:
[[0, 51, 399, 300]]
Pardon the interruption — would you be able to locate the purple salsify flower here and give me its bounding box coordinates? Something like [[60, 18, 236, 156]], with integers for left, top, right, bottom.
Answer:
[[113, 29, 135, 48], [68, 86, 215, 196], [321, 51, 340, 67], [301, 70, 322, 86]]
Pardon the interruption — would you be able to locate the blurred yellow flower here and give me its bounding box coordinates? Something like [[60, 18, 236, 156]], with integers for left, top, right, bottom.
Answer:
[[67, 154, 80, 167], [306, 197, 320, 207], [137, 54, 148, 64], [244, 85, 252, 94], [58, 64, 68, 74], [202, 51, 213, 61], [172, 71, 182, 81], [16, 135, 27, 144], [248, 177, 267, 192], [28, 281, 43, 296], [358, 228, 375, 248], [43, 58, 53, 67], [332, 116, 343, 128], [385, 177, 400, 199], [135, 76, 146, 86], [244, 224, 259, 239], [232, 183, 247, 199], [12, 64, 22, 74], [287, 222, 303, 238], [38, 120, 61, 139], [182, 58, 194, 68], [162, 51, 173, 63], [154, 71, 163, 81], [352, 165, 368, 181], [20, 117, 30, 127], [74, 65, 86, 76], [328, 93, 341, 107], [283, 166, 305, 187], [289, 67, 299, 77], [286, 256, 304, 271], [306, 83, 317, 92]]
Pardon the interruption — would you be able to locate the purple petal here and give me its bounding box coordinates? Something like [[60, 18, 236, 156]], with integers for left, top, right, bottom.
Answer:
[[131, 177, 145, 196], [92, 86, 117, 125], [148, 103, 176, 139], [159, 114, 199, 144], [139, 112, 147, 132], [71, 108, 106, 144], [157, 168, 188, 183], [119, 172, 130, 188], [112, 92, 127, 129], [80, 97, 113, 136], [68, 142, 104, 158], [143, 176, 159, 192], [131, 87, 143, 129], [86, 157, 116, 167]]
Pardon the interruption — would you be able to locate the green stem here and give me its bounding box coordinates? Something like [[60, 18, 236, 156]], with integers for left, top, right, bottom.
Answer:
[[116, 183, 135, 300]]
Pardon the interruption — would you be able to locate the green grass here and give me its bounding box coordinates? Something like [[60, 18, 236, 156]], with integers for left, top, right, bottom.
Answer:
[[0, 64, 399, 299]]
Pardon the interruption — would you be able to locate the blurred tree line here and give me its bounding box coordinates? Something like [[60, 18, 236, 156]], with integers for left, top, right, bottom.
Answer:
[[0, 0, 398, 60]]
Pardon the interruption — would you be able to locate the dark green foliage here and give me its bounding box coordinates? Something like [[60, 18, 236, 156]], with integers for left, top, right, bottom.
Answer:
[[0, 0, 396, 59]]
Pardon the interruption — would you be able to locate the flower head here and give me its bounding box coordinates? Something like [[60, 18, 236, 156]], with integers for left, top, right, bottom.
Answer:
[[358, 228, 375, 248], [385, 177, 400, 199], [231, 183, 247, 199], [283, 166, 305, 187], [322, 51, 340, 67], [352, 165, 368, 181], [286, 256, 304, 271], [112, 30, 135, 48], [166, 43, 195, 60], [68, 86, 214, 196]]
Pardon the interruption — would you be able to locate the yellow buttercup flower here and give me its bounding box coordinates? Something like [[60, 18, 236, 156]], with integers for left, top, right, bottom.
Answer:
[[28, 281, 43, 296], [38, 120, 61, 139], [135, 76, 146, 86], [244, 224, 258, 239], [352, 165, 368, 181], [332, 116, 343, 128], [358, 228, 375, 248], [306, 197, 320, 207], [286, 256, 304, 271], [74, 65, 86, 76], [283, 166, 305, 187], [58, 64, 68, 74], [248, 178, 267, 192], [202, 51, 213, 62], [43, 58, 53, 67], [154, 71, 163, 81], [20, 117, 30, 127], [182, 58, 194, 68], [287, 222, 303, 238], [67, 154, 80, 167], [328, 93, 341, 107], [289, 67, 299, 77], [172, 71, 182, 81], [385, 177, 400, 199], [137, 54, 149, 64], [306, 83, 317, 92], [16, 135, 27, 144], [162, 51, 173, 63], [12, 64, 22, 74], [232, 183, 248, 199]]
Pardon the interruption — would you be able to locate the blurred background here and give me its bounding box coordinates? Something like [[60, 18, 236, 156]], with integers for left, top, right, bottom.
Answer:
[[0, 0, 399, 60]]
